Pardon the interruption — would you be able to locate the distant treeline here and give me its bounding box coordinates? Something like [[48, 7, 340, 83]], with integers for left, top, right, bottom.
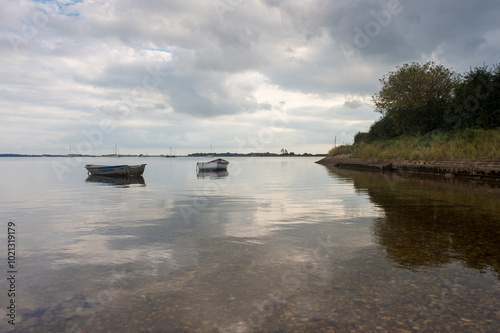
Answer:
[[188, 152, 323, 157], [355, 62, 500, 143], [1, 152, 326, 158]]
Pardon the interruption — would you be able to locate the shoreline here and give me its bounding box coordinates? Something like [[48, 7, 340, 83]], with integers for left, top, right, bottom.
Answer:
[[316, 154, 500, 181]]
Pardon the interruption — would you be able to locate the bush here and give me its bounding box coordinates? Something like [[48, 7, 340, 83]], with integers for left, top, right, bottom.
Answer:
[[366, 116, 399, 142], [446, 64, 500, 130], [354, 131, 369, 143], [327, 144, 355, 157]]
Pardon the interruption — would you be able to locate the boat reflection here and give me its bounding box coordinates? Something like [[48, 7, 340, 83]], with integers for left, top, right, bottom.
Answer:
[[85, 175, 146, 187], [324, 166, 500, 277], [196, 170, 229, 179]]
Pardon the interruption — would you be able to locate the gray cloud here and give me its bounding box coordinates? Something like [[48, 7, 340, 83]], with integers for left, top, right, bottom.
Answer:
[[1, 0, 499, 154], [343, 100, 363, 110]]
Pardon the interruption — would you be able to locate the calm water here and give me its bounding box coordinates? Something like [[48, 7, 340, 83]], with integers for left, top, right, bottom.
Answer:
[[0, 157, 499, 332]]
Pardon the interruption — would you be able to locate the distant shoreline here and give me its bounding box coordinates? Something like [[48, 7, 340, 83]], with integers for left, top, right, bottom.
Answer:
[[316, 154, 500, 181], [0, 153, 327, 158]]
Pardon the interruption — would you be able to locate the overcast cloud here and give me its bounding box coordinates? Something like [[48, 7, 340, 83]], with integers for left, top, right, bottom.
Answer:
[[1, 0, 499, 155]]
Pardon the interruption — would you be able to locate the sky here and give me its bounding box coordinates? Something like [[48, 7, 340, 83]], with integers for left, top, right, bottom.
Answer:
[[1, 0, 499, 155]]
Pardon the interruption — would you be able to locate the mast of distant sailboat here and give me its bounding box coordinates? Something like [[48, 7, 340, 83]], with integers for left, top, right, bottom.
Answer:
[[111, 143, 119, 157]]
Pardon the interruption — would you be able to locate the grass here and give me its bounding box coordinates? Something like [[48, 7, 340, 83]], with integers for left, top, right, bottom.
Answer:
[[327, 128, 500, 161]]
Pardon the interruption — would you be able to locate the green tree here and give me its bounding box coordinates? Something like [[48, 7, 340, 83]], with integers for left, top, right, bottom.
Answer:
[[446, 64, 500, 130], [372, 62, 460, 135]]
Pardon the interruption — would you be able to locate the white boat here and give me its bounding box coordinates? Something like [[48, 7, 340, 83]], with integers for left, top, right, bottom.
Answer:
[[85, 164, 146, 177], [196, 158, 229, 171]]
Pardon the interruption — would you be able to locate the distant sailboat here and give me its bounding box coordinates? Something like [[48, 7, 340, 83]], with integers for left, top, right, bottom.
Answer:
[[67, 145, 74, 158], [165, 147, 176, 158], [207, 144, 214, 158], [110, 143, 119, 157]]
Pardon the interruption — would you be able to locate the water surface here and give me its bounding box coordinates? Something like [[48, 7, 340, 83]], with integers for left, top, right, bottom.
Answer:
[[0, 157, 499, 332]]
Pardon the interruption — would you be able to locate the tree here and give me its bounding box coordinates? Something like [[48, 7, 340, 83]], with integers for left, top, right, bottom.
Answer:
[[446, 64, 500, 130], [372, 62, 460, 135]]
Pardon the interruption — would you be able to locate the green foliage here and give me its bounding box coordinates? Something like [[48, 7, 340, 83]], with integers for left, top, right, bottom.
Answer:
[[372, 62, 459, 135], [445, 64, 500, 130], [327, 144, 355, 157], [366, 116, 399, 141], [346, 129, 500, 161], [326, 62, 500, 157], [354, 131, 369, 144]]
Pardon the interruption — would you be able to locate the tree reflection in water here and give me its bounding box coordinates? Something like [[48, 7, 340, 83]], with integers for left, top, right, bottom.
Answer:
[[326, 166, 500, 277]]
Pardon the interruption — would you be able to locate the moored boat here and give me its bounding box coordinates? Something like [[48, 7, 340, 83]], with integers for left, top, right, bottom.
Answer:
[[196, 158, 229, 171], [85, 164, 146, 177]]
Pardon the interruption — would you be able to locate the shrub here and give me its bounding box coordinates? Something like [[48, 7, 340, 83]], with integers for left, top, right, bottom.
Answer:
[[446, 63, 500, 130], [354, 131, 369, 143], [366, 116, 399, 142]]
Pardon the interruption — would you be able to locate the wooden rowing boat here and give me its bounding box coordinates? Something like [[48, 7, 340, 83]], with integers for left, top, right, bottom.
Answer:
[[85, 164, 146, 177]]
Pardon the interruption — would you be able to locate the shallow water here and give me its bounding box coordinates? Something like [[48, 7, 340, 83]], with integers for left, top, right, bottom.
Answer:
[[0, 156, 499, 332]]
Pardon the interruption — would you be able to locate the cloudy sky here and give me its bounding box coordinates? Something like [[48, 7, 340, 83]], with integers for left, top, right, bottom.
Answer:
[[1, 0, 499, 155]]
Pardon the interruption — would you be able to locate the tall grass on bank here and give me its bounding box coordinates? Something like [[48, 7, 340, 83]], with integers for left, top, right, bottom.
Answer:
[[327, 129, 500, 161]]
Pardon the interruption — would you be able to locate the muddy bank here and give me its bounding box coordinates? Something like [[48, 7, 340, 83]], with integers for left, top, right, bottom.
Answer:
[[316, 154, 500, 181]]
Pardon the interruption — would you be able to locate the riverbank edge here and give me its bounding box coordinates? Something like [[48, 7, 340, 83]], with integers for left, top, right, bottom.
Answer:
[[316, 154, 500, 181]]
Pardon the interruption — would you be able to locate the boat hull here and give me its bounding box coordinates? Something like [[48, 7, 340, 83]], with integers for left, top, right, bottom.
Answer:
[[196, 158, 229, 171], [85, 164, 146, 177]]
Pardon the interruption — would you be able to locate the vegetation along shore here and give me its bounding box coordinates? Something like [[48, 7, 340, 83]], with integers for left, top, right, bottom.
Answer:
[[318, 62, 500, 180]]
